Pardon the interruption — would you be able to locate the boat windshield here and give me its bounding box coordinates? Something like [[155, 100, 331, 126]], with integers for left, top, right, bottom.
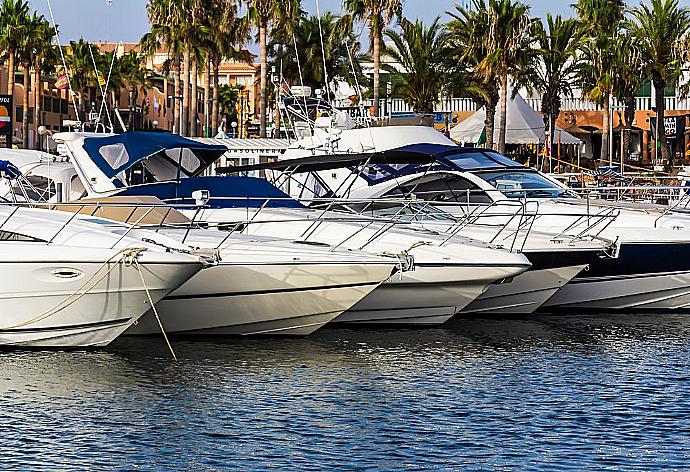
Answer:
[[328, 201, 457, 223], [475, 170, 579, 199]]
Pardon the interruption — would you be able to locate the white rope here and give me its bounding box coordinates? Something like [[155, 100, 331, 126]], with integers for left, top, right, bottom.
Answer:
[[46, 0, 81, 123], [132, 256, 177, 361], [0, 245, 178, 360], [0, 247, 147, 330]]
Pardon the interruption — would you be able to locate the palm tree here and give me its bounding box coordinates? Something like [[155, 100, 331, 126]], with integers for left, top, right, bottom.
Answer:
[[513, 14, 580, 157], [446, 1, 501, 149], [0, 0, 30, 95], [343, 0, 402, 118], [270, 12, 361, 95], [383, 18, 446, 114], [64, 39, 98, 118], [203, 2, 250, 136], [31, 18, 58, 149], [141, 2, 185, 134], [629, 0, 690, 168], [244, 0, 301, 138], [610, 30, 644, 165], [476, 0, 532, 154], [117, 51, 152, 130], [16, 12, 43, 148], [218, 83, 242, 129], [575, 0, 625, 164], [146, 0, 194, 135]]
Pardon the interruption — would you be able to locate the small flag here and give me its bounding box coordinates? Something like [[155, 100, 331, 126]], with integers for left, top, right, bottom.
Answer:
[[476, 126, 487, 146], [55, 75, 69, 90]]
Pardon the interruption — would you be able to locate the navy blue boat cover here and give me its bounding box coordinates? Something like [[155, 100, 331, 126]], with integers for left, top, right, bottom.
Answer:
[[82, 131, 227, 179], [117, 176, 305, 209]]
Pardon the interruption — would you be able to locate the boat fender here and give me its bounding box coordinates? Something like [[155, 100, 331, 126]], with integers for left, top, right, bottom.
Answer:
[[0, 160, 21, 180]]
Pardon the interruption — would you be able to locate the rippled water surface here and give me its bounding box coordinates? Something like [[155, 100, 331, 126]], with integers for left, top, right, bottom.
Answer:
[[2, 313, 690, 470]]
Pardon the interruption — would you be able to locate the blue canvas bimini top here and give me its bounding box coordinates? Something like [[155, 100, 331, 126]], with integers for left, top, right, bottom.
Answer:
[[82, 131, 227, 180]]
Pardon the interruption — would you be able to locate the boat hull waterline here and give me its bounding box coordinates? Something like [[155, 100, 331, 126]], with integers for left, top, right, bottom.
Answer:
[[335, 263, 530, 325], [461, 265, 588, 315], [125, 261, 397, 336]]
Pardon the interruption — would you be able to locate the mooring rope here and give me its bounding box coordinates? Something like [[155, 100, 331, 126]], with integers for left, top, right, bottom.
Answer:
[[130, 256, 177, 361], [0, 246, 178, 360], [0, 247, 148, 331]]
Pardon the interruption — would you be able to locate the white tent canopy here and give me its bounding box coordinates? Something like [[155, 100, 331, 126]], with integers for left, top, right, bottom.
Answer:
[[450, 92, 581, 145]]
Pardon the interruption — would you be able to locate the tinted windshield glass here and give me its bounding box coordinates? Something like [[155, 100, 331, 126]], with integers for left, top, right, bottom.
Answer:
[[476, 170, 578, 198], [442, 152, 500, 169], [329, 201, 457, 222], [442, 151, 522, 170]]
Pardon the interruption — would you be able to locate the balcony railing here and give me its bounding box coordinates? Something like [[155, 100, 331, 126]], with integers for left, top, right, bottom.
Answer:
[[351, 96, 690, 116]]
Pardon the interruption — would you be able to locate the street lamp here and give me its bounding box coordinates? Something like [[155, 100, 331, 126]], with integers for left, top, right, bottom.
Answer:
[[37, 125, 52, 151]]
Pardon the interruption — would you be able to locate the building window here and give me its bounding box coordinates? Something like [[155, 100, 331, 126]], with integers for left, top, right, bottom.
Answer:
[[218, 75, 229, 85], [236, 75, 253, 87], [16, 107, 22, 121]]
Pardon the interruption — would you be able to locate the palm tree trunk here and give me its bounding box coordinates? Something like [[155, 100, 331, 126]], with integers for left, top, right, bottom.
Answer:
[[6, 51, 15, 95], [601, 98, 610, 165], [373, 29, 381, 118], [259, 23, 268, 138], [654, 79, 672, 167], [22, 65, 30, 149], [34, 68, 41, 150], [485, 98, 496, 150], [174, 58, 181, 134], [212, 60, 219, 135], [182, 41, 191, 136], [191, 59, 198, 137], [498, 65, 508, 154], [623, 97, 636, 165]]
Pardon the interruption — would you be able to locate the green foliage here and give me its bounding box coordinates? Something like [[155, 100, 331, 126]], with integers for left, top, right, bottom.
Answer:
[[383, 18, 446, 113], [629, 0, 690, 92], [0, 0, 30, 59], [269, 12, 362, 96], [218, 83, 241, 123], [513, 14, 580, 129], [575, 0, 625, 107]]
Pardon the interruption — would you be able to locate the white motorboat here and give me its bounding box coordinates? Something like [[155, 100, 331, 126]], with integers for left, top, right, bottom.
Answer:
[[0, 204, 202, 347], [43, 132, 533, 325], [0, 152, 401, 335], [261, 123, 690, 311], [126, 230, 400, 335], [220, 151, 614, 316], [92, 199, 532, 327]]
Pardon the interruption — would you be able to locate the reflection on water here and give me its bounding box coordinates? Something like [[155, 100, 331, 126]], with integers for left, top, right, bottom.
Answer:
[[1, 313, 690, 469]]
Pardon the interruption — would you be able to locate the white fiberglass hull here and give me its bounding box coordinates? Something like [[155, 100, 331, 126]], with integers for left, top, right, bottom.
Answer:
[[543, 270, 690, 310], [335, 263, 529, 325], [461, 265, 588, 314], [126, 260, 396, 336], [0, 255, 200, 347]]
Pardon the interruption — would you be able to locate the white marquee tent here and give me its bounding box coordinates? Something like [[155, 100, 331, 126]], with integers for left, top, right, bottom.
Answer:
[[450, 92, 581, 146]]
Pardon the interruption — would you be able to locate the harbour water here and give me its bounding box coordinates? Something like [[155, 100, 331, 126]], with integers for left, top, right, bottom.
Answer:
[[1, 313, 690, 470]]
